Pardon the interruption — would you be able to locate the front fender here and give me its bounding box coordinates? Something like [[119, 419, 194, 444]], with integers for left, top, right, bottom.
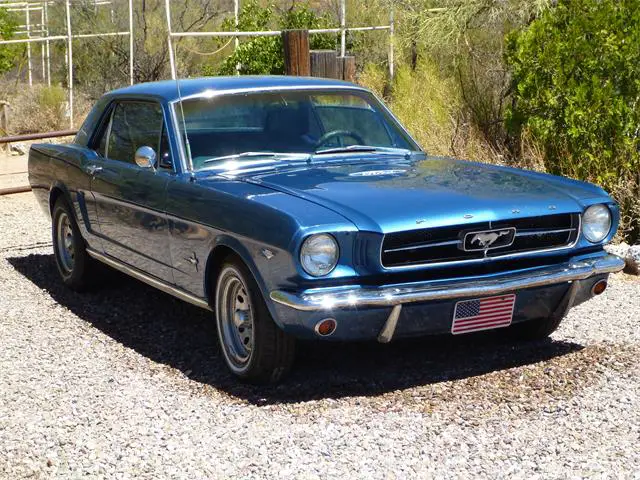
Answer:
[[205, 234, 291, 327]]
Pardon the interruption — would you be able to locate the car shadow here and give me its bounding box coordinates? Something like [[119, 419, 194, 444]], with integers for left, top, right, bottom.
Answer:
[[9, 253, 584, 405]]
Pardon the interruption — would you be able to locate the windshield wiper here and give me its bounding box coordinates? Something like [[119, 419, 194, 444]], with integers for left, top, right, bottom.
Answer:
[[203, 151, 308, 164], [313, 145, 412, 156]]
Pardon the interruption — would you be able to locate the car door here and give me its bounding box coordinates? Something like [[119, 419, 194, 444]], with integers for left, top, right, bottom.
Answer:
[[88, 99, 175, 283]]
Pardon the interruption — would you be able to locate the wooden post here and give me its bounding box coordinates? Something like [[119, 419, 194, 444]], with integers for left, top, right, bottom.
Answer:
[[0, 102, 9, 154], [282, 30, 310, 76], [310, 50, 338, 79], [338, 56, 356, 82]]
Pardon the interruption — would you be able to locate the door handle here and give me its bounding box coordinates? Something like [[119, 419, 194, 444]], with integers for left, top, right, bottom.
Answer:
[[85, 165, 103, 176]]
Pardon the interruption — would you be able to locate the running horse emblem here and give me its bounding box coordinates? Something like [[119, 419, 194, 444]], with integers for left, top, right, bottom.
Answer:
[[471, 230, 511, 249]]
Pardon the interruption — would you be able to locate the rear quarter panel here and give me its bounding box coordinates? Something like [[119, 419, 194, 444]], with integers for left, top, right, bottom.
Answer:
[[28, 143, 101, 247]]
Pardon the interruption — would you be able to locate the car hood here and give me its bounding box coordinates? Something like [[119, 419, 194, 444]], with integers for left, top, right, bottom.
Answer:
[[235, 156, 608, 233]]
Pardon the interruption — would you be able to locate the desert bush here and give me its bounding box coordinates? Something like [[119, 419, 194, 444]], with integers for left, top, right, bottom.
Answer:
[[360, 59, 514, 166], [5, 85, 90, 134], [506, 0, 640, 242]]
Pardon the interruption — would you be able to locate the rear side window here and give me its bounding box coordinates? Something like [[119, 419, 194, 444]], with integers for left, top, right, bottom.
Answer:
[[107, 102, 164, 164]]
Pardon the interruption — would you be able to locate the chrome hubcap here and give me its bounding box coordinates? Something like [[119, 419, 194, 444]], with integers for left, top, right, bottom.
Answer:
[[56, 212, 75, 273], [219, 273, 254, 368]]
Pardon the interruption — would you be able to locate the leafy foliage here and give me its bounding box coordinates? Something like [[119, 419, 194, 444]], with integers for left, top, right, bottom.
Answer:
[[208, 0, 336, 76], [0, 8, 19, 75], [506, 0, 640, 241]]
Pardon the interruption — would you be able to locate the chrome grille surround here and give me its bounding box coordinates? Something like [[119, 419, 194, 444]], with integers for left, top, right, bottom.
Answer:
[[380, 213, 581, 270]]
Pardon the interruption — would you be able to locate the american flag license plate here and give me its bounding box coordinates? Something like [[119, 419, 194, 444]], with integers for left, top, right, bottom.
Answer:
[[451, 294, 516, 335]]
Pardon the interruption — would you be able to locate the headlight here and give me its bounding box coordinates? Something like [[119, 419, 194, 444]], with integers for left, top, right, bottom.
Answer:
[[300, 234, 339, 276], [582, 204, 611, 243]]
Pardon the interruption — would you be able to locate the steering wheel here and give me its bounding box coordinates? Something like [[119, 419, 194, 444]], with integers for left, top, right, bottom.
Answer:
[[314, 130, 365, 150]]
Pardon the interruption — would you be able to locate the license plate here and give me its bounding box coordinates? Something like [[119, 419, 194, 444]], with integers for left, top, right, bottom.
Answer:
[[451, 294, 516, 335]]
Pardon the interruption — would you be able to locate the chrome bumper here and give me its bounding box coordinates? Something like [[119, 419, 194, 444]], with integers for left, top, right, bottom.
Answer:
[[270, 254, 624, 312]]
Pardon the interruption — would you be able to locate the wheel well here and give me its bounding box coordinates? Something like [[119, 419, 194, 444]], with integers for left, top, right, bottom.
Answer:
[[205, 245, 239, 306], [49, 187, 65, 212]]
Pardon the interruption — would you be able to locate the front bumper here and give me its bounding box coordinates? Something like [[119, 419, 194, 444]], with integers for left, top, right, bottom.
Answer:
[[269, 253, 624, 341], [271, 254, 624, 311]]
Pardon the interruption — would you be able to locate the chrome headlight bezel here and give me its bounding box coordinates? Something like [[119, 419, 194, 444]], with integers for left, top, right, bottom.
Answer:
[[582, 204, 612, 243], [300, 233, 339, 277]]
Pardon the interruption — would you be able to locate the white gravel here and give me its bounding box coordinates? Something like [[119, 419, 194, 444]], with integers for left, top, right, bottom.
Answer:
[[1, 192, 639, 479]]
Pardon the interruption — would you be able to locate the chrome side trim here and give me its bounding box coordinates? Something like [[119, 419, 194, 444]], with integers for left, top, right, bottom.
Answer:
[[270, 253, 624, 312], [86, 248, 212, 311]]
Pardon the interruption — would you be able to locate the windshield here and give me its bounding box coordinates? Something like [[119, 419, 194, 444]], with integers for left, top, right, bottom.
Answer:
[[175, 89, 420, 170]]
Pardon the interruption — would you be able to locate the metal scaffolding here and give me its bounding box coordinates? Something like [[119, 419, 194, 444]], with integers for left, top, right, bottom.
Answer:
[[0, 0, 134, 128], [163, 0, 395, 81], [0, 1, 396, 129]]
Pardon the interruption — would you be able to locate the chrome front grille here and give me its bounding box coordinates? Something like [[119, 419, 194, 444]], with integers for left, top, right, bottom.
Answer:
[[381, 213, 581, 268]]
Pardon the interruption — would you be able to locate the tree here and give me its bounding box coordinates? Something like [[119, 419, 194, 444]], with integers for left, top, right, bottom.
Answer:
[[506, 0, 640, 241], [0, 7, 19, 75]]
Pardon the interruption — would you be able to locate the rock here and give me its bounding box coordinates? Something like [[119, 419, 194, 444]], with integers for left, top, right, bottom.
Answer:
[[605, 242, 630, 259], [624, 245, 640, 275], [10, 142, 27, 155]]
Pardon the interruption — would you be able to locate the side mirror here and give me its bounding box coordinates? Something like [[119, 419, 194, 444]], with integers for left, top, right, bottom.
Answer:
[[134, 146, 157, 170]]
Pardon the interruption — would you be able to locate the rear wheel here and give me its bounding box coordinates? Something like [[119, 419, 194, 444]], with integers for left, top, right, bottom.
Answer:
[[506, 315, 563, 341], [214, 256, 295, 383], [52, 198, 98, 291]]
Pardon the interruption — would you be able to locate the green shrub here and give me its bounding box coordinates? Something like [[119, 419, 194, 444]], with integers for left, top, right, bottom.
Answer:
[[206, 0, 336, 76], [506, 0, 640, 242]]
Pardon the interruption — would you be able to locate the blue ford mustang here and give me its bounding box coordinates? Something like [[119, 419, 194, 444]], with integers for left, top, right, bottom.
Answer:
[[28, 76, 625, 383]]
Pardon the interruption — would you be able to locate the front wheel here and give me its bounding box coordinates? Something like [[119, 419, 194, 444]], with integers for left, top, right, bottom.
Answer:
[[214, 257, 295, 383]]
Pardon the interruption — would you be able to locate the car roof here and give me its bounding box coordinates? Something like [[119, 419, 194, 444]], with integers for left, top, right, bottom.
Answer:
[[109, 76, 364, 101]]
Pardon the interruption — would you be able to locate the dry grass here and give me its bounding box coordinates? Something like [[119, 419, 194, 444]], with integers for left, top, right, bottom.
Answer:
[[361, 60, 545, 168], [0, 82, 92, 135]]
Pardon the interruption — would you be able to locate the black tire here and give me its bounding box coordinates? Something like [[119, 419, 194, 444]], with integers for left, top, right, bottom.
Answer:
[[505, 315, 563, 341], [51, 197, 98, 291], [214, 255, 295, 383]]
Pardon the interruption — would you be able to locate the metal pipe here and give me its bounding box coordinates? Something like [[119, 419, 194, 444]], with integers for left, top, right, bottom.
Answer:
[[0, 32, 128, 45], [25, 4, 32, 86], [170, 25, 390, 39], [389, 8, 395, 79], [40, 5, 44, 79], [0, 186, 32, 196], [44, 0, 50, 86], [234, 0, 239, 75], [234, 0, 239, 49], [340, 0, 346, 57], [0, 35, 67, 45], [164, 0, 176, 80], [128, 0, 133, 85], [0, 129, 77, 143], [65, 0, 73, 128], [71, 31, 129, 39]]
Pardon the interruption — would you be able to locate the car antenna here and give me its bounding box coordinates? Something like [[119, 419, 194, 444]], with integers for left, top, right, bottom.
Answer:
[[174, 74, 195, 180]]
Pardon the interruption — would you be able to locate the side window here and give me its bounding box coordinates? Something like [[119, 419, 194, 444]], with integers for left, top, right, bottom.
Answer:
[[107, 102, 164, 165]]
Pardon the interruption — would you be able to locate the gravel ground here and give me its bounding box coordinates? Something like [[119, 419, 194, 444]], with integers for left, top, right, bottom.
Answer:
[[1, 192, 639, 479]]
